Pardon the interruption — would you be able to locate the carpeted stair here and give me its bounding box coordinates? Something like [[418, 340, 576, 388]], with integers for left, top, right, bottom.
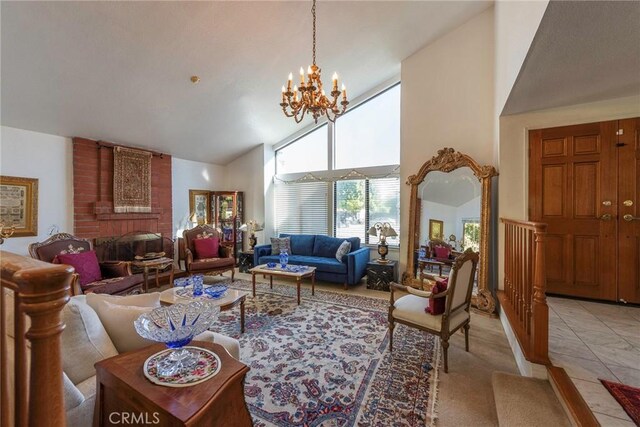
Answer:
[[492, 372, 571, 427]]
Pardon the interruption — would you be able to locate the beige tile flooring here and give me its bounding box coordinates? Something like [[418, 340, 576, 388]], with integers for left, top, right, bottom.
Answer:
[[548, 297, 640, 425]]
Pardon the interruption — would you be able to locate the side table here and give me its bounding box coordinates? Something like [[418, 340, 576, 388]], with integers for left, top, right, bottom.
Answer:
[[131, 257, 175, 293], [94, 341, 252, 427], [366, 260, 398, 291], [238, 251, 254, 273]]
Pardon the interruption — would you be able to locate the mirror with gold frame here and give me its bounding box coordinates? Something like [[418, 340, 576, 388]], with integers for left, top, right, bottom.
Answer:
[[402, 148, 498, 314]]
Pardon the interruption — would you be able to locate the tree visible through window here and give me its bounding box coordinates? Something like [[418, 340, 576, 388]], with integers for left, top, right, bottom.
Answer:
[[462, 220, 480, 252]]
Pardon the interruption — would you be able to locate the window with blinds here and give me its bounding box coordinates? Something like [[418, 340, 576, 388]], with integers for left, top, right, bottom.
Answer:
[[274, 181, 329, 236], [333, 177, 400, 246]]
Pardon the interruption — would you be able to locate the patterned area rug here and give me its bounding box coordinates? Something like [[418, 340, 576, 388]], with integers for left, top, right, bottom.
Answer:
[[207, 279, 440, 427], [600, 379, 640, 425]]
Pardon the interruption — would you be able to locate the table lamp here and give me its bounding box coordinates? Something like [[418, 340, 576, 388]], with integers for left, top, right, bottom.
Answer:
[[368, 222, 398, 263], [239, 219, 264, 251]]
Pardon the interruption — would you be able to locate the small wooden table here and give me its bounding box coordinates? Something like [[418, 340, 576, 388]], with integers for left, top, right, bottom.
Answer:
[[418, 258, 444, 277], [131, 257, 175, 293], [159, 287, 247, 334], [94, 341, 252, 427], [249, 264, 316, 305]]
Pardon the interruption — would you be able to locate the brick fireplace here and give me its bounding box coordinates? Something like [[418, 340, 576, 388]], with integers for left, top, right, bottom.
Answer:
[[73, 137, 173, 243]]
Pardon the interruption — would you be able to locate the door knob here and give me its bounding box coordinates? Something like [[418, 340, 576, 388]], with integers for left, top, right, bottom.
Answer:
[[623, 214, 640, 222], [599, 214, 612, 221]]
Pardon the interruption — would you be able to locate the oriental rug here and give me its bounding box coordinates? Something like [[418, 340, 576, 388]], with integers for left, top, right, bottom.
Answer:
[[113, 146, 152, 213], [208, 279, 440, 427], [600, 379, 640, 425]]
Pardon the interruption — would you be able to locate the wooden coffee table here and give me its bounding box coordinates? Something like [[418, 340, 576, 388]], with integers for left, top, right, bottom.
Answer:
[[159, 287, 247, 333], [94, 341, 252, 427], [250, 264, 316, 305]]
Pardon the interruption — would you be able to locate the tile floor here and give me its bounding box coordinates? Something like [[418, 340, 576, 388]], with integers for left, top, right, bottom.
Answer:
[[548, 297, 640, 426]]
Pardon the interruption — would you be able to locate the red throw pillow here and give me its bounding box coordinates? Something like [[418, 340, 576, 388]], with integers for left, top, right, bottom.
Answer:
[[425, 278, 449, 315], [57, 251, 102, 287], [434, 246, 450, 259], [194, 237, 219, 259]]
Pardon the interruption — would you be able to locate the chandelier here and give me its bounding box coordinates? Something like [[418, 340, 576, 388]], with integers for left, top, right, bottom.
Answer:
[[280, 0, 348, 124]]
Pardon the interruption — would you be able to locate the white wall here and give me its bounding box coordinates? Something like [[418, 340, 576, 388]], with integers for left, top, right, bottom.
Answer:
[[400, 8, 496, 272], [171, 157, 227, 239], [498, 94, 640, 287], [0, 126, 73, 255], [420, 201, 457, 244]]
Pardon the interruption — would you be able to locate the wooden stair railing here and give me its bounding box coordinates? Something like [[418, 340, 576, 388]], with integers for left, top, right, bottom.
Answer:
[[1, 251, 73, 427], [499, 218, 549, 365]]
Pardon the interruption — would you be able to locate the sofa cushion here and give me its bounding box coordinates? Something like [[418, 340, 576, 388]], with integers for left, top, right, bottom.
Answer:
[[194, 237, 219, 259], [86, 292, 161, 312], [259, 255, 347, 274], [61, 298, 118, 385], [335, 240, 351, 262], [280, 234, 315, 256], [312, 235, 354, 258], [93, 300, 155, 353], [58, 251, 102, 287], [81, 275, 142, 294]]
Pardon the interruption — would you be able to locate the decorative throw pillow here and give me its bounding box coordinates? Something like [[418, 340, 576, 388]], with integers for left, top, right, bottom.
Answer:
[[57, 251, 102, 286], [85, 292, 161, 313], [271, 236, 291, 254], [434, 246, 450, 259], [425, 278, 449, 315], [91, 300, 156, 353], [335, 240, 351, 262], [194, 237, 220, 259]]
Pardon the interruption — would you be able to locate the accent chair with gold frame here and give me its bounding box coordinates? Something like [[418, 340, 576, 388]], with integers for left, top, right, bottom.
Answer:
[[183, 224, 235, 280], [390, 249, 479, 373]]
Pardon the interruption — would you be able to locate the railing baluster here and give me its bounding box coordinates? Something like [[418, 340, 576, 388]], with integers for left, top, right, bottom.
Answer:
[[499, 218, 548, 365]]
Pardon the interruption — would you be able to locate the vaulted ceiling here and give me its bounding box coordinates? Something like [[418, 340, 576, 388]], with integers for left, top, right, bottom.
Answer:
[[1, 1, 490, 164]]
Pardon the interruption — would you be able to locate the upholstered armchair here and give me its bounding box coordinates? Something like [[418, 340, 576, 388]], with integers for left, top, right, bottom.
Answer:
[[428, 239, 456, 265], [183, 225, 235, 280], [389, 249, 479, 373], [28, 233, 143, 296]]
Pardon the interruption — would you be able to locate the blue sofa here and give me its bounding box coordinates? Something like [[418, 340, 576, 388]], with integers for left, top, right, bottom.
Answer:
[[254, 234, 370, 288]]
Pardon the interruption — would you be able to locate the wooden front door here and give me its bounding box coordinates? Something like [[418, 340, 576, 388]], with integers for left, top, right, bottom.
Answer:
[[529, 118, 640, 303]]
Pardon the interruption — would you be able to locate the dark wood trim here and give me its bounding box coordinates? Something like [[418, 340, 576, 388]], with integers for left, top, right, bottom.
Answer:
[[547, 366, 599, 427]]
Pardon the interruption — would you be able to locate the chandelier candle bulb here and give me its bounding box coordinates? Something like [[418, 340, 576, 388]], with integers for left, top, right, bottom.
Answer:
[[287, 73, 292, 90], [332, 72, 338, 89]]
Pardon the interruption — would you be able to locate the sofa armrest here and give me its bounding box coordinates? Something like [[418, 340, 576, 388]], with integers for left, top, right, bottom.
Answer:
[[63, 371, 85, 411], [99, 261, 131, 278], [346, 247, 370, 286], [254, 244, 272, 266], [192, 334, 240, 360], [185, 248, 194, 272]]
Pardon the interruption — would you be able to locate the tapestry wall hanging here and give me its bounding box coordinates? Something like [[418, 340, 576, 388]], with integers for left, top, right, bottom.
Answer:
[[0, 175, 38, 237], [113, 146, 152, 213]]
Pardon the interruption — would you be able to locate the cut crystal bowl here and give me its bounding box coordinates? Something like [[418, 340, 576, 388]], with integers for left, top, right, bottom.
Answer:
[[204, 285, 228, 299], [134, 301, 220, 377]]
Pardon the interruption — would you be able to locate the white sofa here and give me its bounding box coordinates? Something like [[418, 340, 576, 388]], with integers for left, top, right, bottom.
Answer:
[[59, 293, 240, 426]]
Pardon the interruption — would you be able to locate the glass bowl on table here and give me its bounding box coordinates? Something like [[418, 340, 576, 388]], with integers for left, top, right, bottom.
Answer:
[[134, 300, 220, 377]]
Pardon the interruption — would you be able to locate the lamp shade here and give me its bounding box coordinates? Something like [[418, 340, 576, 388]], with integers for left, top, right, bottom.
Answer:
[[367, 226, 378, 236], [239, 223, 248, 232], [383, 225, 398, 238]]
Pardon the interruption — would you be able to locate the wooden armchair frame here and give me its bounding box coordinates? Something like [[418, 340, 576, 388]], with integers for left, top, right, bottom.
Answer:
[[389, 249, 479, 372], [183, 225, 235, 281]]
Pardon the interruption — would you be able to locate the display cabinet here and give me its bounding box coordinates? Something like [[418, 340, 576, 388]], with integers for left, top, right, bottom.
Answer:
[[211, 191, 243, 259]]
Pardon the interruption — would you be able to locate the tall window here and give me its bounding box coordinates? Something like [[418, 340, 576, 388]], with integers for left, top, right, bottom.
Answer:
[[276, 124, 328, 174], [334, 177, 400, 246], [274, 83, 401, 244], [334, 85, 400, 169]]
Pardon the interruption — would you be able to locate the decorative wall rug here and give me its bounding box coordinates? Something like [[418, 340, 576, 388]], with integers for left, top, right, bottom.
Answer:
[[600, 379, 640, 425], [209, 279, 440, 427], [113, 146, 152, 213]]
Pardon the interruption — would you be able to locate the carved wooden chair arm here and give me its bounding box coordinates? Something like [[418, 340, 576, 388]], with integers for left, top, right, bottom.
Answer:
[[219, 245, 233, 259], [70, 274, 83, 296], [100, 260, 132, 278], [185, 248, 194, 267]]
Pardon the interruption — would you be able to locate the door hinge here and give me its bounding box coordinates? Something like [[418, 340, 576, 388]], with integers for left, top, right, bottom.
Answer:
[[619, 298, 628, 304]]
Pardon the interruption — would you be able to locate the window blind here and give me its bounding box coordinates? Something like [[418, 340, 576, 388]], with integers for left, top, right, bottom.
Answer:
[[274, 181, 329, 236], [367, 177, 400, 246]]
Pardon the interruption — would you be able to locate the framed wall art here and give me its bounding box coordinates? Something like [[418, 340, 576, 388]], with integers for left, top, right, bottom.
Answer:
[[189, 189, 210, 225], [0, 176, 39, 237], [428, 219, 444, 240]]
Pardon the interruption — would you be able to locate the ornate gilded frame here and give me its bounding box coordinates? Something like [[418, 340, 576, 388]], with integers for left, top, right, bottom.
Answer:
[[402, 148, 498, 314], [189, 189, 210, 225], [0, 175, 39, 237]]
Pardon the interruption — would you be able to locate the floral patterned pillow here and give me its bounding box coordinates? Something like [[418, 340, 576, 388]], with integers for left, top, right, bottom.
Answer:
[[271, 237, 291, 254]]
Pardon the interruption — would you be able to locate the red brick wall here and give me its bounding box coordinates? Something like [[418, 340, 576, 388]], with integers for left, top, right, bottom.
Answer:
[[73, 137, 172, 240]]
